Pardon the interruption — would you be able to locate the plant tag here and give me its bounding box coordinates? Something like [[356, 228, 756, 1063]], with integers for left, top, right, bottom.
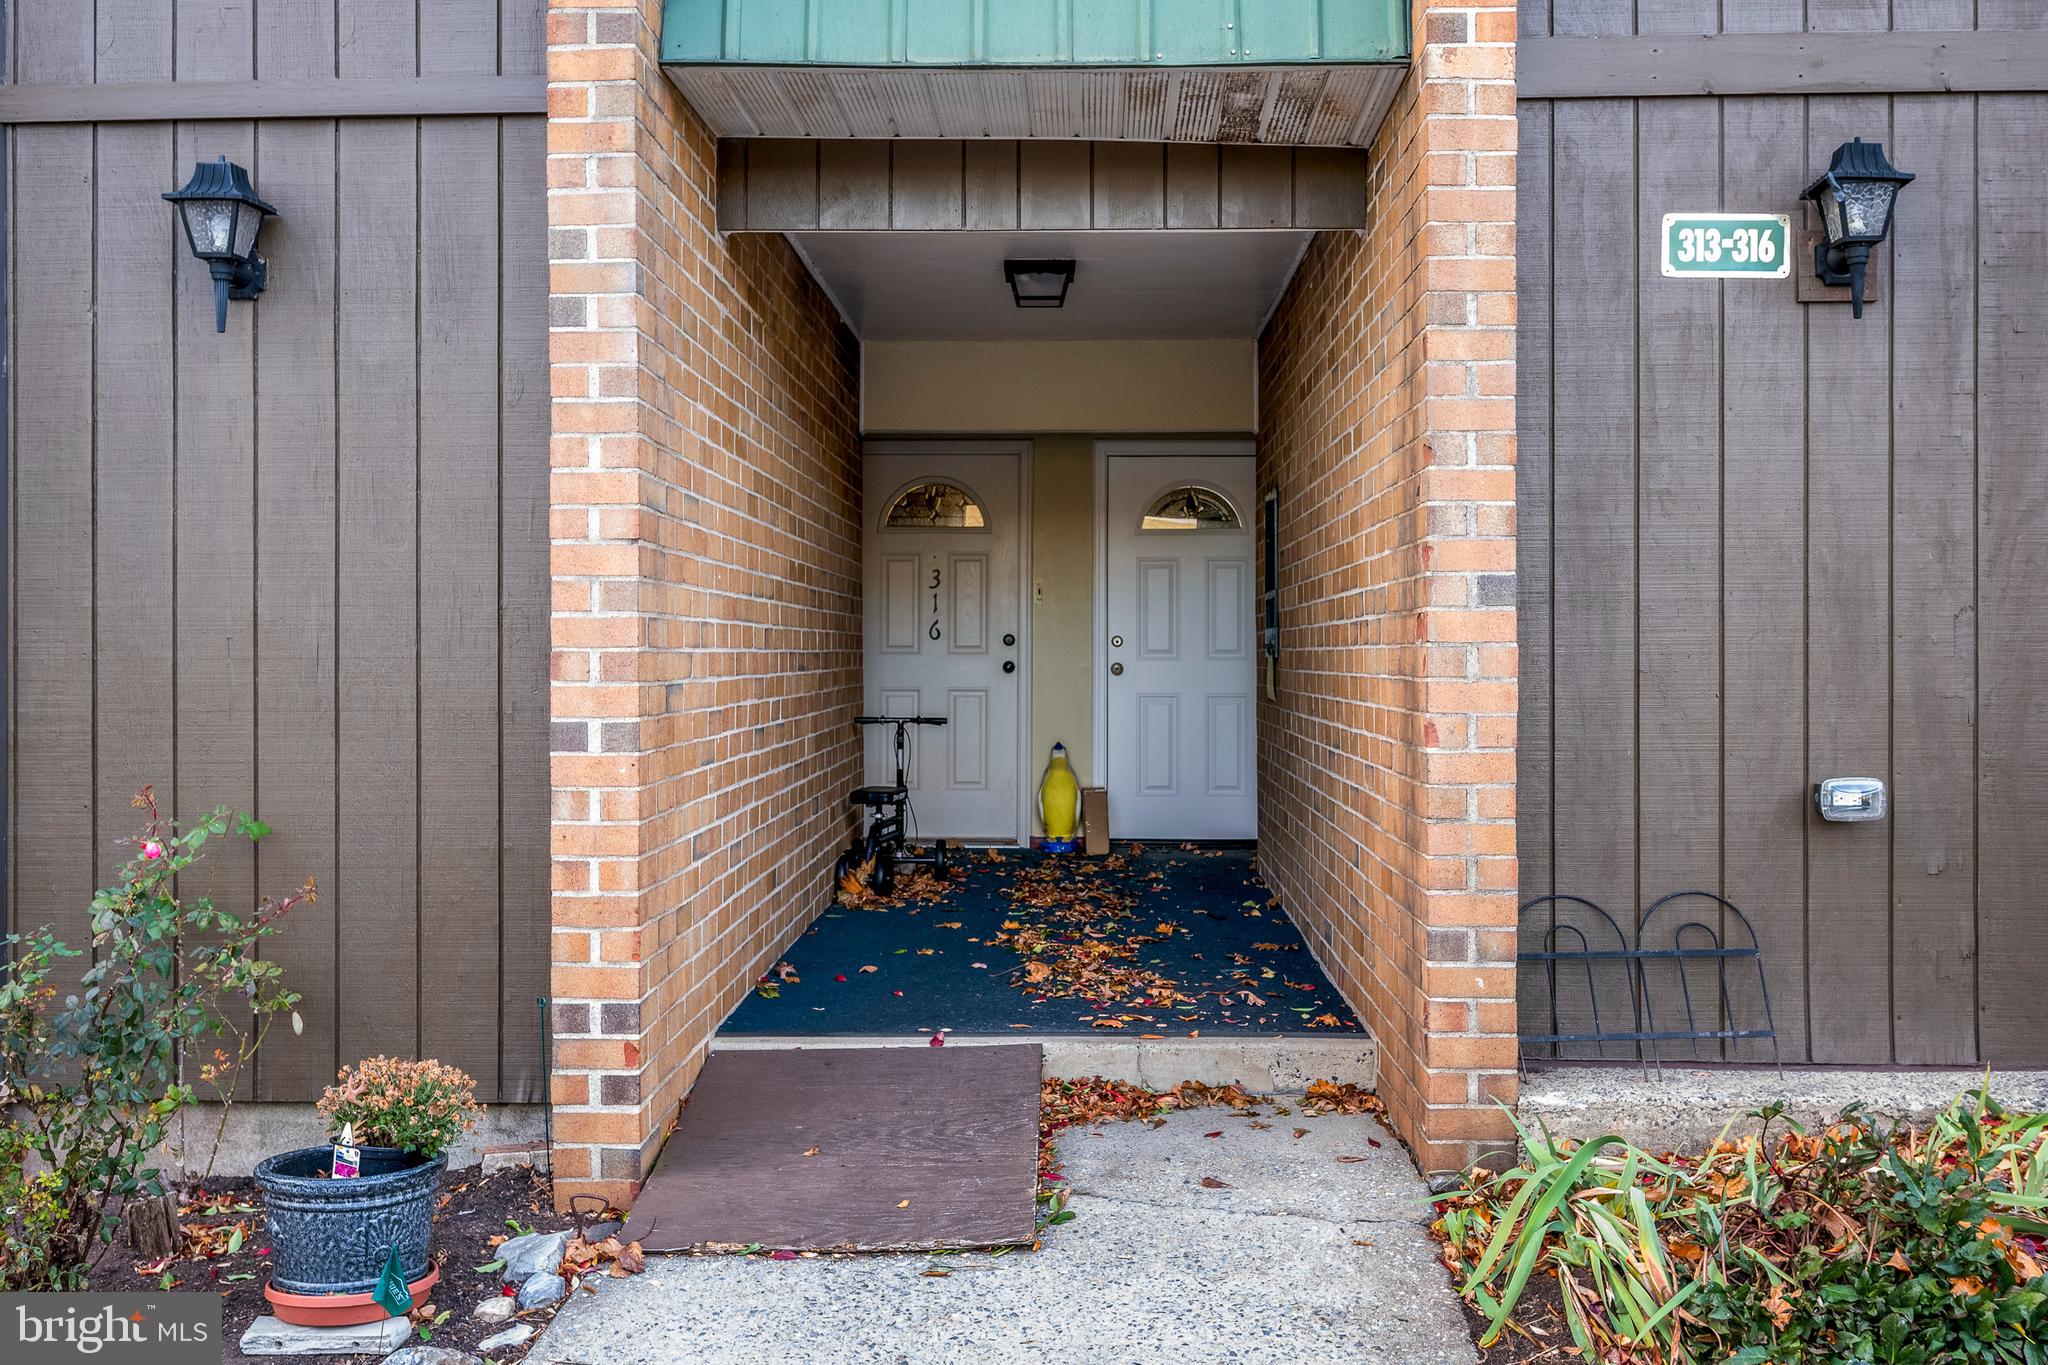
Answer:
[[332, 1121, 361, 1179]]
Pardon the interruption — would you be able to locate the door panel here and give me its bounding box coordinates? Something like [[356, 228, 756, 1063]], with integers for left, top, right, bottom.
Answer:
[[1105, 452, 1257, 838], [864, 452, 1024, 841]]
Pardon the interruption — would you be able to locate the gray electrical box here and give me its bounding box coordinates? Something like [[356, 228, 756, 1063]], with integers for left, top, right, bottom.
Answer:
[[1814, 777, 1886, 823]]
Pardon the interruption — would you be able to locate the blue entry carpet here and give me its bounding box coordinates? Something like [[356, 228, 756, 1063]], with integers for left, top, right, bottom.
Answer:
[[721, 843, 1365, 1037]]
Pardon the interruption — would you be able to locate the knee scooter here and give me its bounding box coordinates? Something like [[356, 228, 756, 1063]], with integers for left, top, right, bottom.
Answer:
[[836, 714, 951, 894]]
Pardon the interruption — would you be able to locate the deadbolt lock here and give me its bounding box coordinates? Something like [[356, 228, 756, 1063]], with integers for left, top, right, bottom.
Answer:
[[1110, 662, 1124, 676], [1110, 634, 1124, 648]]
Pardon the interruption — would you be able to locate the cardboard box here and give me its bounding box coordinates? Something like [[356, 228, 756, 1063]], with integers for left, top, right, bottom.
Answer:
[[1081, 787, 1110, 856]]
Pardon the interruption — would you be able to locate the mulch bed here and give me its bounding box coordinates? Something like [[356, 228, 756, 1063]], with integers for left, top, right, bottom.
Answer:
[[1450, 1273, 1577, 1363], [87, 1164, 583, 1364]]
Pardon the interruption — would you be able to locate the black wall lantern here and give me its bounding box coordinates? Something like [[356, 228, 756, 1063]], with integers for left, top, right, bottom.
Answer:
[[1801, 139, 1913, 320], [1003, 258, 1075, 309], [164, 157, 276, 333]]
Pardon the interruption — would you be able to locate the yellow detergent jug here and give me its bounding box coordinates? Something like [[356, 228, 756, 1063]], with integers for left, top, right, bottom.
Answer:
[[1038, 742, 1081, 852]]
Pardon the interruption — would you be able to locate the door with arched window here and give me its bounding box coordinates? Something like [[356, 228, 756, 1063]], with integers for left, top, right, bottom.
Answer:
[[862, 446, 1027, 843], [1102, 448, 1258, 839]]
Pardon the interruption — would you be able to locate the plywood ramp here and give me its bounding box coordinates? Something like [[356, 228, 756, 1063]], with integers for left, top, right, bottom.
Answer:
[[620, 1045, 1042, 1253]]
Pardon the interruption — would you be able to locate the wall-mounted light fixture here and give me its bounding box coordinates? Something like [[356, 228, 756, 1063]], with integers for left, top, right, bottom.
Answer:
[[1003, 258, 1075, 309], [1801, 139, 1913, 320], [164, 157, 276, 333]]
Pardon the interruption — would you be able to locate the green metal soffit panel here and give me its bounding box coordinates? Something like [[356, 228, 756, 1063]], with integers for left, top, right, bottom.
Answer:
[[661, 1, 1411, 147], [663, 0, 1408, 67]]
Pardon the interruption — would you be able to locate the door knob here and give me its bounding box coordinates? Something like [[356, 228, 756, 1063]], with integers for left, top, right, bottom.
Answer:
[[1003, 660, 1016, 674], [1110, 662, 1124, 676]]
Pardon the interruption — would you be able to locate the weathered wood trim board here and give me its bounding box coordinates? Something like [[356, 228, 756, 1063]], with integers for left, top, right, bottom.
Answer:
[[0, 76, 546, 124], [1521, 31, 2048, 99], [718, 139, 1368, 232]]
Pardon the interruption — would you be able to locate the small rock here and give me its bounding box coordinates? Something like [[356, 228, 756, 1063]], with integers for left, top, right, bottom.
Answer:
[[498, 1229, 571, 1284], [515, 1270, 567, 1310], [241, 1314, 413, 1356], [477, 1323, 537, 1352], [480, 1142, 547, 1176], [472, 1296, 518, 1324], [380, 1348, 480, 1365]]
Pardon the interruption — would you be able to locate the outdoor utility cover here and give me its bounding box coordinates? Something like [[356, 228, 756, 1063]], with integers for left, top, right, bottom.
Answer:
[[662, 0, 1411, 147]]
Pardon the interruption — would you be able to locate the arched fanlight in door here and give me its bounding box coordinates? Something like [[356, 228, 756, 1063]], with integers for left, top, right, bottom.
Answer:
[[1140, 485, 1240, 531], [883, 480, 986, 529]]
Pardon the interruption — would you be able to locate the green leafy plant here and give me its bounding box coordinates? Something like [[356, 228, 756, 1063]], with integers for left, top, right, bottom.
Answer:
[[0, 789, 314, 1290], [318, 1055, 481, 1158], [1434, 1087, 2048, 1364]]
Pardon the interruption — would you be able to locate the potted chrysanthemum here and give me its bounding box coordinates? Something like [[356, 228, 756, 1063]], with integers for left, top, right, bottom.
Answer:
[[254, 1057, 481, 1326]]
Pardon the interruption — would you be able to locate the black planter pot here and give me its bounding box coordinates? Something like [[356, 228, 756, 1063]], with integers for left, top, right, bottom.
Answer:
[[253, 1145, 446, 1296]]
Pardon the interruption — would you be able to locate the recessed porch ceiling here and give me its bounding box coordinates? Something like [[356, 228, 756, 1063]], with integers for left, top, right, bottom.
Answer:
[[787, 230, 1312, 341]]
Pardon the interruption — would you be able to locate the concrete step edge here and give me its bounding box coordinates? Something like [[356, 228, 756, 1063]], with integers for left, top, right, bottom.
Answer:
[[711, 1033, 1379, 1093]]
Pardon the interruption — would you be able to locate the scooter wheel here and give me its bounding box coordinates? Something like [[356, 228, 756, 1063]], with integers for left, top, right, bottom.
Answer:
[[932, 840, 950, 873], [871, 849, 897, 895], [833, 850, 858, 888]]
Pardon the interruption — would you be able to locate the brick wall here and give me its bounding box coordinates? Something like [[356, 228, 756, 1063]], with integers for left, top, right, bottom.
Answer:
[[1255, 0, 1517, 1173], [545, 1, 863, 1206]]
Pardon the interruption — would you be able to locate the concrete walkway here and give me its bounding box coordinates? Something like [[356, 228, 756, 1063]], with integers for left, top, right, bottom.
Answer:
[[528, 1107, 1477, 1364]]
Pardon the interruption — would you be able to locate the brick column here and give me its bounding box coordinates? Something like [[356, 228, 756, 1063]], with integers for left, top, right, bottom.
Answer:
[[1257, 0, 1518, 1173], [544, 1, 862, 1207]]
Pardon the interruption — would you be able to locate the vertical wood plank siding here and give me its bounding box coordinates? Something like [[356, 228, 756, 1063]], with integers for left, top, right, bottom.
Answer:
[[4, 0, 552, 1101], [1521, 1, 2048, 1066]]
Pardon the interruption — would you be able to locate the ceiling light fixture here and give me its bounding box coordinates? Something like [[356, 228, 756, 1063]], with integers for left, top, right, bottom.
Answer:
[[1003, 258, 1075, 309]]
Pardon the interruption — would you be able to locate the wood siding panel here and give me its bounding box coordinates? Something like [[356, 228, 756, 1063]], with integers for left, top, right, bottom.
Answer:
[[1526, 0, 2048, 1066], [10, 128, 96, 982], [417, 116, 508, 1096], [1513, 99, 1556, 1052], [1801, 91, 1893, 1064], [4, 0, 551, 1102], [497, 113, 552, 1101], [1976, 95, 2048, 1065], [1886, 91, 1978, 1064], [1717, 97, 1810, 1063], [250, 117, 341, 1097]]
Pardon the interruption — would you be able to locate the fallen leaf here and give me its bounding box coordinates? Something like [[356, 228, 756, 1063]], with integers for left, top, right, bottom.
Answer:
[[859, 965, 879, 974], [1204, 1131, 1224, 1139], [1351, 1238, 1375, 1248], [1336, 1155, 1369, 1164], [1199, 1176, 1230, 1189], [929, 1035, 945, 1047], [1950, 1275, 1985, 1297], [921, 1268, 951, 1278], [897, 1200, 912, 1209], [802, 1146, 821, 1157], [1293, 1128, 1309, 1139]]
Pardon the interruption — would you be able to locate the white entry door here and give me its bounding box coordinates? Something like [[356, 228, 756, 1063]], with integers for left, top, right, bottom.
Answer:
[[864, 449, 1025, 842], [1103, 451, 1258, 839]]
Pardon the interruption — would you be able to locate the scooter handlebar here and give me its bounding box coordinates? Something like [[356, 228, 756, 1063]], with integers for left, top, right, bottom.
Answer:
[[853, 715, 947, 726]]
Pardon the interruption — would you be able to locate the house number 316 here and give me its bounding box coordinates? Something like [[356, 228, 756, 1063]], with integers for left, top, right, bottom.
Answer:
[[928, 566, 943, 641]]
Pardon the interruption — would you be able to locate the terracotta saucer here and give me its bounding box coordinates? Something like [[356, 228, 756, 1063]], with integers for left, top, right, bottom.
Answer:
[[263, 1263, 440, 1327]]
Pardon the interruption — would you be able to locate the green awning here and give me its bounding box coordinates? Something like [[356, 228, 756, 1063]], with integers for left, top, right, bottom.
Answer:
[[661, 0, 1411, 147], [663, 0, 1407, 67]]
